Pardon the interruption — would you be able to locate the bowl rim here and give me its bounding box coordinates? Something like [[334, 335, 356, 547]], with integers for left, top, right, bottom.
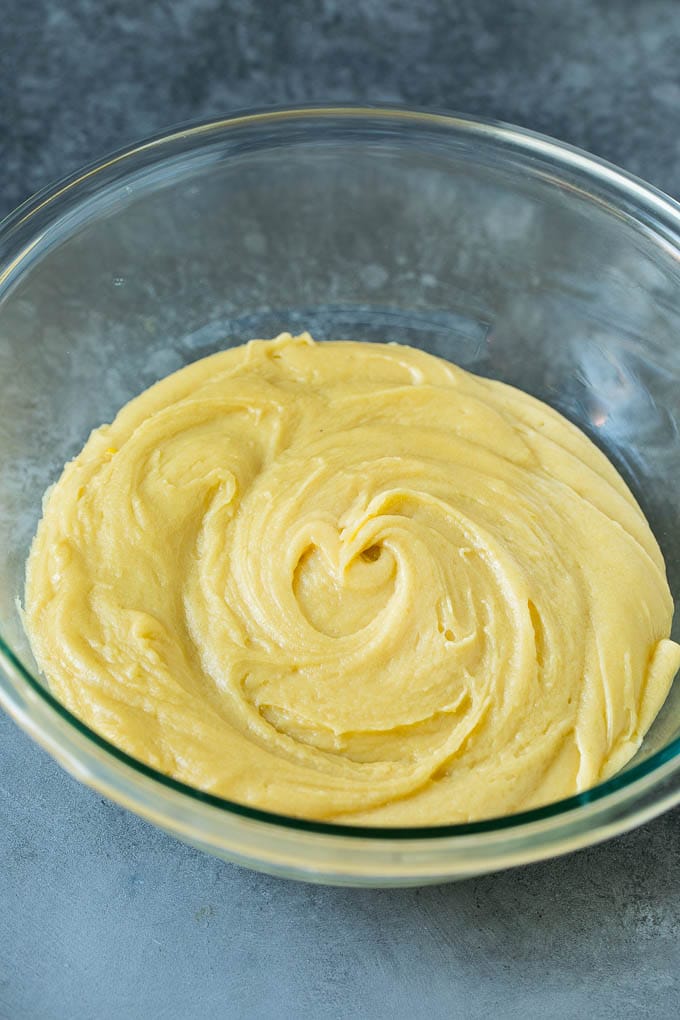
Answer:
[[2, 102, 680, 862]]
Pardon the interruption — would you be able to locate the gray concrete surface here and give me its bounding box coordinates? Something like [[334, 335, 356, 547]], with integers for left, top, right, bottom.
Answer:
[[1, 1, 680, 1017]]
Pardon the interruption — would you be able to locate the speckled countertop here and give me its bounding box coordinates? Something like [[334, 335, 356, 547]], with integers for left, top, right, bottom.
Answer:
[[1, 2, 680, 1018]]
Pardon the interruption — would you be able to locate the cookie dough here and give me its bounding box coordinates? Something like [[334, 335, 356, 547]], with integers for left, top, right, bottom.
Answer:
[[24, 333, 680, 824]]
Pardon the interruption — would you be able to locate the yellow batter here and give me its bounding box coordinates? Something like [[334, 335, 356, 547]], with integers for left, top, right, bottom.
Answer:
[[24, 333, 680, 824]]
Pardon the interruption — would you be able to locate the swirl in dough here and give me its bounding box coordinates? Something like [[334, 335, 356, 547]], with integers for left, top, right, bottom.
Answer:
[[24, 333, 680, 824]]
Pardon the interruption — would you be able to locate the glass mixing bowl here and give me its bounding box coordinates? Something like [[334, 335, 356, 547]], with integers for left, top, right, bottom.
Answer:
[[2, 106, 680, 886]]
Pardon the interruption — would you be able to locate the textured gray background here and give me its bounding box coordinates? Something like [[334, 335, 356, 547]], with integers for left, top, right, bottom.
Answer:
[[2, 1, 680, 1018]]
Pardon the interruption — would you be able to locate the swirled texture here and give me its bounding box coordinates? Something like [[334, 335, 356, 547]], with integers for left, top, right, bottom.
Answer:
[[24, 333, 680, 824]]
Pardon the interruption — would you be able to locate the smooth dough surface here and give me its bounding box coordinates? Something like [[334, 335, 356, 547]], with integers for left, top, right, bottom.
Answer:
[[24, 333, 680, 824]]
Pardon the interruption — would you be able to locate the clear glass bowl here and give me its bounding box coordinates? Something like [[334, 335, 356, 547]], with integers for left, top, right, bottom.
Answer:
[[2, 106, 680, 886]]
